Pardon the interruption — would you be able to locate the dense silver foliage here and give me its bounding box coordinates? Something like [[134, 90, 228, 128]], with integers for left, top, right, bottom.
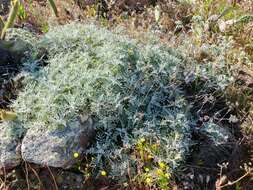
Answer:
[[8, 23, 232, 180]]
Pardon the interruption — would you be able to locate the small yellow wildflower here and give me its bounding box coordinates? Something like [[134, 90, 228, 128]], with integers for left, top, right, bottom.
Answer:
[[144, 167, 150, 172], [101, 170, 107, 176], [151, 143, 159, 149], [140, 137, 145, 143], [73, 152, 79, 158], [165, 173, 171, 178], [155, 169, 163, 176], [147, 155, 154, 160], [146, 177, 152, 184], [159, 162, 166, 170]]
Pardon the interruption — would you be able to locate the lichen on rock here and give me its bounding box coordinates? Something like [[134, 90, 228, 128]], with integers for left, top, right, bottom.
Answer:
[[0, 121, 24, 170]]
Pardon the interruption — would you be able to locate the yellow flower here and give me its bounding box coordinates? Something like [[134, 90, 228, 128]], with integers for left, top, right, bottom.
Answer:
[[140, 137, 145, 143], [146, 177, 152, 184], [73, 152, 79, 158], [155, 169, 163, 176], [144, 167, 150, 172], [165, 173, 171, 178], [101, 170, 107, 176], [147, 155, 154, 160], [151, 143, 159, 149], [158, 162, 166, 170]]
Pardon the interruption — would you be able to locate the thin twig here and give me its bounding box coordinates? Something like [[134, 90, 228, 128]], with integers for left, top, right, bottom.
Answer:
[[3, 166, 6, 187], [219, 169, 252, 189], [0, 175, 5, 190], [25, 162, 30, 190], [28, 163, 42, 190], [46, 166, 58, 190]]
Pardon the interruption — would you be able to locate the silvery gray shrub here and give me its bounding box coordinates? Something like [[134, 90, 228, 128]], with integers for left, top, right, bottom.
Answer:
[[7, 23, 232, 181]]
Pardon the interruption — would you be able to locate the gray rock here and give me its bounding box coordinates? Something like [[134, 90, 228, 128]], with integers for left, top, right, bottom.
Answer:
[[0, 121, 24, 170], [21, 117, 95, 169]]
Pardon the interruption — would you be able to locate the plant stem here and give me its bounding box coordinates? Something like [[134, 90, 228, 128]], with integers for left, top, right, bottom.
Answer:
[[0, 16, 4, 35], [0, 0, 20, 40]]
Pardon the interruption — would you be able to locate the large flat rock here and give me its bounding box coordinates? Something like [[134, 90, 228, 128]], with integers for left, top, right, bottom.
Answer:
[[21, 117, 95, 169]]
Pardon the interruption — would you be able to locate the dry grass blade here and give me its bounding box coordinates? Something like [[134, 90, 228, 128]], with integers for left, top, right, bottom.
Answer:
[[48, 0, 58, 17], [28, 164, 42, 190], [0, 16, 4, 34], [0, 109, 17, 121], [47, 166, 58, 190]]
